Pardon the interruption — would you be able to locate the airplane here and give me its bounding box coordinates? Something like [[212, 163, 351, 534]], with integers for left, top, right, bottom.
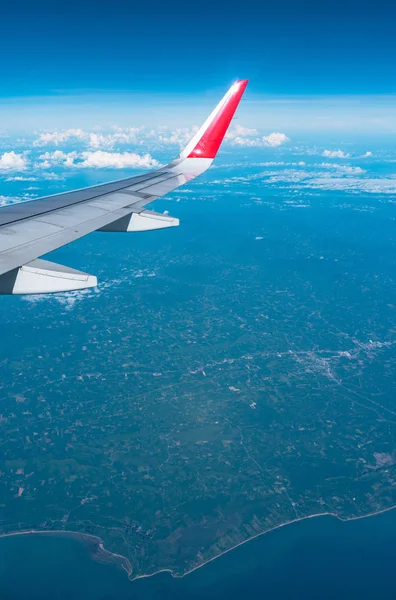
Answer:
[[0, 80, 248, 295]]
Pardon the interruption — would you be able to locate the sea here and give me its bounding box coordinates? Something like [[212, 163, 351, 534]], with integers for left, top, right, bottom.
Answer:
[[1, 509, 396, 599]]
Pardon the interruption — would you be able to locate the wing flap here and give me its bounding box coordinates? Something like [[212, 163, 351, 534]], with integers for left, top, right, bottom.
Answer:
[[0, 259, 97, 295]]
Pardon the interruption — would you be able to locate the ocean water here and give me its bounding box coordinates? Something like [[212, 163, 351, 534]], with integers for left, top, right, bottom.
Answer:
[[1, 509, 396, 599]]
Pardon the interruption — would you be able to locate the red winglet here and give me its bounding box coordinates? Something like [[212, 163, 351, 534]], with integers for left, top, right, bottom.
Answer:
[[187, 80, 249, 159]]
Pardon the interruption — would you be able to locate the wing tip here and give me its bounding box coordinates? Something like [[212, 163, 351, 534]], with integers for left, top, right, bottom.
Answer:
[[186, 79, 249, 160], [232, 79, 249, 93]]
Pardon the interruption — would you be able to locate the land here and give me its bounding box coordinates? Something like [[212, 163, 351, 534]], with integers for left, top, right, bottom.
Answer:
[[1, 172, 396, 579]]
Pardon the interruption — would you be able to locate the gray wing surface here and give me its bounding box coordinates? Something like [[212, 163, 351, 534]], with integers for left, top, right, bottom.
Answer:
[[0, 166, 187, 278]]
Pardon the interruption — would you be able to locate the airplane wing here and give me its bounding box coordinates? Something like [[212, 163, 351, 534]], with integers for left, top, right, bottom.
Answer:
[[0, 80, 248, 294]]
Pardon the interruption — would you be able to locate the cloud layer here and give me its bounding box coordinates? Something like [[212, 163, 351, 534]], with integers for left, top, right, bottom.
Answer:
[[33, 127, 144, 149], [322, 149, 350, 159], [0, 151, 28, 171], [211, 160, 396, 195], [37, 150, 159, 169], [230, 131, 290, 148], [31, 124, 291, 152]]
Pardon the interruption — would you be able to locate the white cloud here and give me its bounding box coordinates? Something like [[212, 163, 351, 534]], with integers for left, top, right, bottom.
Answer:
[[33, 129, 86, 146], [262, 132, 290, 147], [32, 124, 291, 154], [36, 150, 159, 170], [38, 150, 77, 167], [156, 126, 198, 148], [322, 149, 350, 159], [0, 195, 21, 205], [230, 136, 261, 147], [5, 176, 38, 182], [104, 127, 143, 147], [226, 125, 259, 140], [303, 177, 396, 194], [230, 132, 290, 148], [33, 125, 201, 151], [317, 162, 365, 174], [361, 151, 372, 158], [22, 287, 99, 309], [42, 172, 65, 180], [33, 127, 144, 149], [208, 160, 395, 196], [0, 151, 28, 171], [78, 151, 159, 169]]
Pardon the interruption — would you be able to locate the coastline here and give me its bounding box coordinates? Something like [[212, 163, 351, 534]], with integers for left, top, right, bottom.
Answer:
[[1, 504, 396, 584], [0, 529, 133, 577]]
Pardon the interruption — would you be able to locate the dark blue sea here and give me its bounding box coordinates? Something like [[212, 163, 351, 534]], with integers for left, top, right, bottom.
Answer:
[[1, 509, 396, 599]]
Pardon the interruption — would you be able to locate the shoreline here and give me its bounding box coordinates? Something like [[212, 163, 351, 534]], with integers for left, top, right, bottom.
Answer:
[[131, 503, 396, 583], [0, 529, 133, 577], [1, 504, 396, 584]]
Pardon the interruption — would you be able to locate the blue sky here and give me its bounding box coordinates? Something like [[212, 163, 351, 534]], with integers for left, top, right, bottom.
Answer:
[[2, 0, 396, 96], [1, 0, 396, 134]]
